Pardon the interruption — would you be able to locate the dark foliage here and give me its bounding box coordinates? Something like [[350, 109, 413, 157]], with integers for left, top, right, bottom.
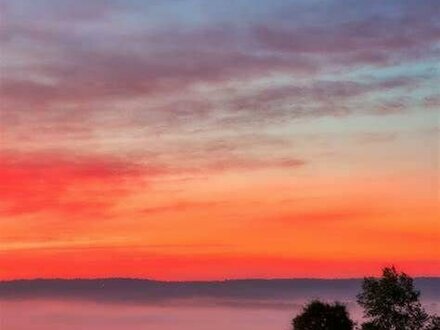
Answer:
[[425, 315, 440, 330], [359, 322, 380, 330], [292, 300, 354, 330], [357, 266, 434, 330]]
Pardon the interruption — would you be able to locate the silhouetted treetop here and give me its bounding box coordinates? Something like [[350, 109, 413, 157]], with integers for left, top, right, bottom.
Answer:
[[357, 266, 433, 330], [292, 300, 354, 330]]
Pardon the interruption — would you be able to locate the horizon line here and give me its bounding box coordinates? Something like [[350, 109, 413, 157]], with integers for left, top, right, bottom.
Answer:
[[2, 276, 439, 283]]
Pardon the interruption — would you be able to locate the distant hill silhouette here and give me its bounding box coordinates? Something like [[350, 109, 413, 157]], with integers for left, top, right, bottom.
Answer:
[[1, 278, 438, 307]]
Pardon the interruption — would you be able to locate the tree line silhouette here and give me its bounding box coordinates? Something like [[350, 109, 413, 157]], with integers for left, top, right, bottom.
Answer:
[[291, 266, 439, 330]]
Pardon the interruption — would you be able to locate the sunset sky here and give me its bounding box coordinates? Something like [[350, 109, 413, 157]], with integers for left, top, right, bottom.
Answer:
[[0, 0, 438, 280]]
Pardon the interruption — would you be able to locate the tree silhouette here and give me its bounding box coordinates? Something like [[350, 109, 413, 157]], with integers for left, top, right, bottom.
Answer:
[[425, 315, 440, 330], [292, 300, 354, 330], [357, 266, 433, 330], [359, 322, 379, 330]]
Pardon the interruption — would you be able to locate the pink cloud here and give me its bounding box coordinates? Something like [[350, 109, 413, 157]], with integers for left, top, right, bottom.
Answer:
[[0, 152, 159, 217]]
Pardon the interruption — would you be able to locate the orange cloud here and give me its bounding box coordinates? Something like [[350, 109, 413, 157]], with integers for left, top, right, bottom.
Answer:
[[0, 152, 159, 217]]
